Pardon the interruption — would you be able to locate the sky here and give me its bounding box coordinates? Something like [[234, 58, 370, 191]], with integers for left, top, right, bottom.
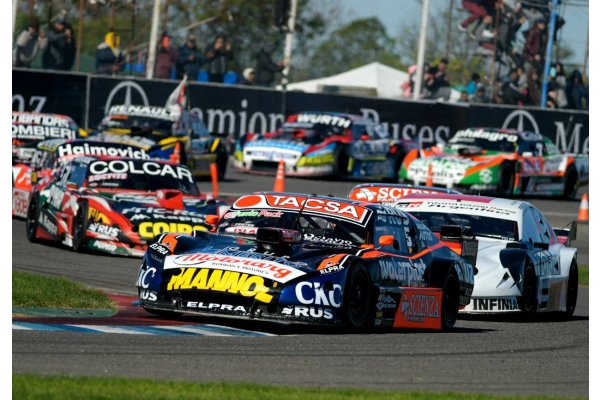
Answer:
[[337, 0, 589, 70]]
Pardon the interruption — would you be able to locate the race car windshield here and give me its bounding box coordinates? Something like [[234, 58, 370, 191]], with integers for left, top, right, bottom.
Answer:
[[279, 123, 347, 144], [85, 160, 198, 195], [217, 209, 368, 247], [448, 130, 518, 153], [408, 211, 518, 241]]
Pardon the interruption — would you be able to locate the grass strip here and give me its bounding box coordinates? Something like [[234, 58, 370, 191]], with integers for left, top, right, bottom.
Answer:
[[12, 271, 115, 310], [579, 264, 588, 286], [12, 375, 582, 400]]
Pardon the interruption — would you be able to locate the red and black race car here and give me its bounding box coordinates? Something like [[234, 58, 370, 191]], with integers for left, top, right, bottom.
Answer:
[[26, 156, 228, 257], [137, 192, 475, 331]]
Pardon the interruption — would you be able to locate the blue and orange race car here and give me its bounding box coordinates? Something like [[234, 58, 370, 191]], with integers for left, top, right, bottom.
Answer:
[[137, 192, 475, 331], [234, 112, 416, 180]]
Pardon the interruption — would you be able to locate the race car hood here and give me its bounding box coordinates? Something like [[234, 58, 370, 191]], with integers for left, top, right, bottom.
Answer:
[[471, 238, 521, 297], [244, 139, 309, 159], [84, 189, 223, 241]]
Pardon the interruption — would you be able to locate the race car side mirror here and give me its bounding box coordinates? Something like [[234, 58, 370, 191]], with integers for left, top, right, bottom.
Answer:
[[205, 215, 220, 226], [378, 235, 398, 249]]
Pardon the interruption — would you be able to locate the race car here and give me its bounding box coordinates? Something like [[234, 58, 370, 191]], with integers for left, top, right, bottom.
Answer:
[[13, 138, 153, 218], [390, 193, 579, 318], [136, 192, 475, 331], [348, 183, 460, 203], [94, 104, 229, 179], [233, 112, 416, 180], [26, 156, 227, 257], [12, 111, 84, 165], [399, 128, 589, 198]]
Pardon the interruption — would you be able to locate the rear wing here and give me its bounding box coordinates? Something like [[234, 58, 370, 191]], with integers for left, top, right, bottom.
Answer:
[[440, 225, 478, 268], [554, 221, 577, 247]]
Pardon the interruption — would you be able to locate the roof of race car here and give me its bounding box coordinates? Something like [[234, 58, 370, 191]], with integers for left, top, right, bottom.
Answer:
[[392, 193, 529, 220]]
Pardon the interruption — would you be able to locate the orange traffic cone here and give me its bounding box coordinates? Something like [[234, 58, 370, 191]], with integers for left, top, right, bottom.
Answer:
[[273, 160, 285, 192], [210, 163, 219, 198], [577, 193, 589, 223], [425, 164, 433, 187]]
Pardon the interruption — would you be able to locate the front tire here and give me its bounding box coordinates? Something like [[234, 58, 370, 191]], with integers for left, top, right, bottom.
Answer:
[[333, 146, 349, 179], [72, 201, 88, 252], [217, 148, 228, 180], [564, 260, 578, 318], [343, 265, 373, 331], [25, 193, 40, 243], [518, 263, 538, 318], [563, 166, 578, 200], [497, 162, 515, 197]]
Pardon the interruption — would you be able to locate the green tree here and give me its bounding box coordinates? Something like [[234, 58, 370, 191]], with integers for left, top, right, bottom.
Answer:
[[292, 17, 405, 81]]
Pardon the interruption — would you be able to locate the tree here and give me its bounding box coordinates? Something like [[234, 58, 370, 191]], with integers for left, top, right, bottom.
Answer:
[[292, 17, 405, 81]]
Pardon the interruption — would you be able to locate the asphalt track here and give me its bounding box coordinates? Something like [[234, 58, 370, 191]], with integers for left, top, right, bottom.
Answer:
[[12, 168, 589, 397]]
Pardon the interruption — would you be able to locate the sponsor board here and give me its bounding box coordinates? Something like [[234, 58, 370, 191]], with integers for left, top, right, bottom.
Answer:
[[452, 129, 519, 143], [57, 143, 149, 159], [466, 297, 519, 312], [232, 194, 372, 226], [107, 105, 177, 121], [166, 268, 273, 303], [164, 252, 305, 283], [393, 288, 442, 329], [294, 113, 352, 128], [12, 189, 30, 217], [89, 160, 193, 182]]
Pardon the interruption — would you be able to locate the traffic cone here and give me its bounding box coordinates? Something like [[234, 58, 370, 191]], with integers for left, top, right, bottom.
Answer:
[[210, 163, 219, 198], [425, 164, 433, 187], [273, 160, 285, 192], [577, 193, 589, 223]]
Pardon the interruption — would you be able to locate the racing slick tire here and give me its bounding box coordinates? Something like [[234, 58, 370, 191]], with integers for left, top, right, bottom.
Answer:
[[563, 166, 578, 200], [72, 201, 89, 253], [497, 162, 515, 197], [342, 264, 374, 331], [143, 307, 183, 319], [518, 263, 538, 319], [25, 192, 41, 243], [441, 269, 460, 331], [562, 260, 578, 318], [333, 146, 349, 179]]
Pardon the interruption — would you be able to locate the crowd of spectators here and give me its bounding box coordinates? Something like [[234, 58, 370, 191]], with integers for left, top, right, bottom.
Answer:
[[401, 0, 588, 110], [13, 16, 286, 88]]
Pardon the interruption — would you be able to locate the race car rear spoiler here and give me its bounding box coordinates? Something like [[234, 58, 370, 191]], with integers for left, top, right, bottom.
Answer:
[[439, 225, 478, 268], [553, 221, 577, 247]]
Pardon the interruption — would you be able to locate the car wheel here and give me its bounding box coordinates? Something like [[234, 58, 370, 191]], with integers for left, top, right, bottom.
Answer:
[[518, 263, 538, 318], [72, 201, 89, 252], [564, 260, 578, 318], [25, 192, 40, 243], [497, 162, 515, 197], [343, 264, 373, 331], [563, 166, 578, 200], [333, 146, 349, 178], [441, 269, 460, 331], [143, 307, 183, 319]]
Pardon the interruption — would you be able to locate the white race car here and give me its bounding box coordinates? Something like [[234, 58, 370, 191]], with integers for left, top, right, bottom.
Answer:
[[391, 193, 578, 318]]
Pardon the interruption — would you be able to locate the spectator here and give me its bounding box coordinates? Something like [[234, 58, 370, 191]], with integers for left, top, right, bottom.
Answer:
[[458, 90, 470, 103], [458, 0, 494, 33], [205, 34, 233, 83], [155, 32, 178, 79], [95, 31, 125, 75], [470, 85, 490, 103], [527, 68, 542, 106], [502, 69, 528, 105], [239, 68, 256, 85], [432, 58, 451, 99], [566, 69, 588, 110], [401, 64, 418, 98], [523, 18, 547, 73], [42, 17, 69, 70], [254, 42, 285, 87], [62, 23, 76, 71], [13, 19, 47, 68], [474, 14, 496, 56], [516, 66, 527, 90], [176, 34, 203, 80], [551, 62, 568, 109], [466, 72, 481, 95]]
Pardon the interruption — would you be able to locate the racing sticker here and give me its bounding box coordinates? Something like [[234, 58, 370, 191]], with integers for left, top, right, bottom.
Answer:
[[294, 113, 352, 128], [89, 160, 193, 182], [107, 105, 177, 121], [163, 252, 305, 283], [57, 143, 150, 159], [166, 268, 273, 303], [232, 194, 372, 226], [452, 129, 519, 143], [392, 288, 442, 329], [12, 113, 77, 140]]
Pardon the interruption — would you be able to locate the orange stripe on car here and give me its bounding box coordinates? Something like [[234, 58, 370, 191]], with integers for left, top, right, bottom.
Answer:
[[317, 254, 347, 271], [465, 157, 505, 176]]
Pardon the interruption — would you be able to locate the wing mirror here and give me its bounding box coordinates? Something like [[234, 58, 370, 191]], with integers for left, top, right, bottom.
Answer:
[[204, 215, 220, 226], [378, 235, 399, 250]]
